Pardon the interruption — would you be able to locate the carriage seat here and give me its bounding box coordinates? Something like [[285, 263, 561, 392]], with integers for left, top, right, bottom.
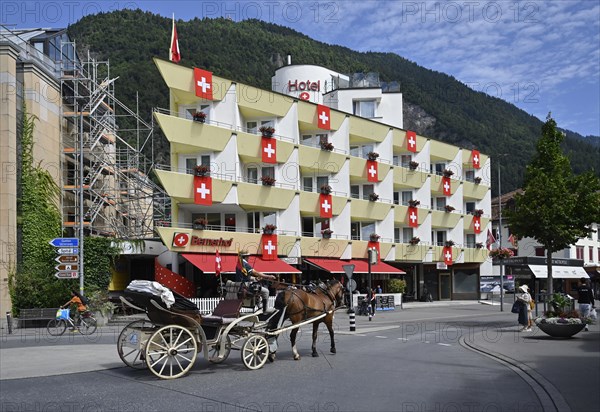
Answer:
[[225, 280, 258, 308], [201, 299, 243, 325]]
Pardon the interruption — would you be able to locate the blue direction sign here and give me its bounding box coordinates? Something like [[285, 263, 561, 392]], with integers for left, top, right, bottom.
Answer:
[[56, 248, 79, 255], [49, 237, 79, 248]]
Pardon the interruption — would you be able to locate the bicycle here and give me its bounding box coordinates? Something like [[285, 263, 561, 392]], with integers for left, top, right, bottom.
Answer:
[[47, 308, 97, 336]]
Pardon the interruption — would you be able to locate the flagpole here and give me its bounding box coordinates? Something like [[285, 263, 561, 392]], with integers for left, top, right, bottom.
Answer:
[[498, 158, 504, 312]]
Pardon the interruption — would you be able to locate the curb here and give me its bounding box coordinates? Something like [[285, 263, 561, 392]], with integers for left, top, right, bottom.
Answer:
[[459, 335, 571, 412]]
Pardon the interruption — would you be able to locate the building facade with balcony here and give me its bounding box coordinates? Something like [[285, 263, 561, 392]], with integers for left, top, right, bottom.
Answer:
[[154, 58, 493, 301]]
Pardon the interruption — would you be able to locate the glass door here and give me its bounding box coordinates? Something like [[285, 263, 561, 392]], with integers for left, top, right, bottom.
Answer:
[[440, 273, 451, 300]]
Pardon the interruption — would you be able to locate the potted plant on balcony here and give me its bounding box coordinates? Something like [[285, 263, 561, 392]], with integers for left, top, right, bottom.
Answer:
[[445, 240, 455, 247], [369, 193, 380, 202], [193, 218, 208, 230], [193, 111, 206, 123], [320, 184, 332, 195], [320, 141, 334, 151], [408, 199, 420, 208], [262, 224, 277, 235], [259, 126, 275, 137], [444, 205, 455, 213], [409, 236, 420, 245], [489, 247, 514, 259], [367, 151, 379, 161], [193, 164, 210, 176], [321, 229, 333, 239], [475, 242, 484, 249], [260, 176, 276, 186], [473, 209, 484, 217], [369, 233, 381, 242], [474, 176, 482, 184], [409, 161, 419, 170], [443, 169, 454, 177]]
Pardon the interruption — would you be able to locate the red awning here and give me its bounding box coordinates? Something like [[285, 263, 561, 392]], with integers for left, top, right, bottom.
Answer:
[[182, 254, 301, 274], [305, 258, 405, 274]]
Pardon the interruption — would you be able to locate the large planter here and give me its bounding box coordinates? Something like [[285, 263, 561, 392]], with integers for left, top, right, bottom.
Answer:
[[537, 322, 585, 338]]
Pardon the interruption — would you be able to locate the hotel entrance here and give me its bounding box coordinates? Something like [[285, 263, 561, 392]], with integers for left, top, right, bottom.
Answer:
[[440, 272, 451, 300]]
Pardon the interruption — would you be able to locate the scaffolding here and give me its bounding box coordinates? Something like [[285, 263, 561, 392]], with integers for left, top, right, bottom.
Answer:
[[60, 41, 169, 239]]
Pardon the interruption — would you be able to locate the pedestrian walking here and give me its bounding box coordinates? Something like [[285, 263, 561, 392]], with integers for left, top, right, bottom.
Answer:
[[577, 278, 595, 331], [516, 284, 532, 331]]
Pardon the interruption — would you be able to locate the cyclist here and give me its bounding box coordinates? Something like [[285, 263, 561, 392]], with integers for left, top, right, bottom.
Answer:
[[61, 290, 87, 330]]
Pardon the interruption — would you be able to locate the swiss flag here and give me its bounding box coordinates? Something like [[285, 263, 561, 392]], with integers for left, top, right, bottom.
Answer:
[[194, 175, 212, 205], [317, 104, 331, 130], [172, 232, 190, 248], [194, 68, 213, 100], [443, 246, 453, 266], [262, 234, 278, 261], [366, 160, 378, 182], [215, 250, 222, 277], [169, 16, 181, 63], [261, 137, 277, 163], [472, 149, 480, 169], [442, 176, 451, 196], [319, 194, 333, 218], [367, 242, 381, 263], [486, 229, 496, 250], [406, 130, 417, 153], [473, 216, 482, 234], [408, 206, 419, 228]]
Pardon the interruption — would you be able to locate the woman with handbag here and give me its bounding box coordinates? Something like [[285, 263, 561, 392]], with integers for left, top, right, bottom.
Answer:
[[516, 284, 533, 331]]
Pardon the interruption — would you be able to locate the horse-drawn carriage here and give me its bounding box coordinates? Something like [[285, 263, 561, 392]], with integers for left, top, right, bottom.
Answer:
[[117, 279, 345, 379]]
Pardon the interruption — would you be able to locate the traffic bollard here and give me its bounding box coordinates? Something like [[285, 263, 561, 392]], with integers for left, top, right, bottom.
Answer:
[[348, 308, 356, 331], [6, 311, 13, 334]]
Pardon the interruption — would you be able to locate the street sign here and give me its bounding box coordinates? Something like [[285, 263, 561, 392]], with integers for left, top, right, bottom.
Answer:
[[49, 238, 79, 248], [342, 264, 355, 279], [54, 271, 79, 279], [348, 278, 357, 292], [56, 248, 79, 255], [55, 255, 79, 264], [55, 264, 79, 271]]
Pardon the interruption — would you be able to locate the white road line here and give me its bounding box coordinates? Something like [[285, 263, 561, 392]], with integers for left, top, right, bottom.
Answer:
[[398, 338, 408, 341], [375, 336, 387, 339], [438, 343, 452, 347]]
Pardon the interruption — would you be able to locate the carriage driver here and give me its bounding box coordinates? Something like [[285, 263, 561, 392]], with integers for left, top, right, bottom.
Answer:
[[236, 254, 276, 313]]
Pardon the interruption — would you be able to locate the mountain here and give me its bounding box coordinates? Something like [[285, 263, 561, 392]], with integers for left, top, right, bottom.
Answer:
[[67, 9, 600, 195]]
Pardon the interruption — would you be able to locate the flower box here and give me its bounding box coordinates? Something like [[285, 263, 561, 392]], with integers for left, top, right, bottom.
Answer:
[[320, 141, 334, 151], [369, 233, 381, 242], [369, 193, 379, 202], [442, 169, 454, 177], [489, 247, 514, 259], [444, 205, 455, 212], [260, 176, 276, 186], [259, 126, 275, 137], [409, 161, 419, 170], [320, 184, 332, 195], [193, 164, 210, 176], [262, 224, 277, 235], [473, 209, 484, 217], [367, 152, 379, 161], [321, 229, 333, 239], [475, 242, 484, 249], [444, 240, 455, 247], [408, 199, 420, 208], [409, 237, 420, 245], [474, 177, 482, 184], [193, 218, 208, 230], [193, 112, 206, 123]]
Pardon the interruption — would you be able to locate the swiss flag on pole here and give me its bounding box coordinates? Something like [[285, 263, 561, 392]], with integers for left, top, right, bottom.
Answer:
[[366, 160, 378, 182], [443, 246, 453, 266], [172, 232, 190, 248], [215, 250, 222, 277], [169, 15, 181, 63], [319, 194, 333, 218], [486, 229, 496, 250], [408, 206, 419, 228], [473, 216, 482, 234], [472, 149, 480, 169], [406, 130, 417, 153], [262, 234, 278, 261], [261, 137, 277, 163], [193, 175, 212, 205], [194, 68, 213, 100], [317, 104, 331, 130], [442, 176, 451, 196]]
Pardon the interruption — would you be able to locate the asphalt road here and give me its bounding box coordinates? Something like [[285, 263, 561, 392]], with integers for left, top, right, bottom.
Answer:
[[0, 304, 551, 412]]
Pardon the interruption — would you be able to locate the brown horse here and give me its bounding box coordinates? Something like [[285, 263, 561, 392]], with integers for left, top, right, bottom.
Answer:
[[268, 279, 345, 360]]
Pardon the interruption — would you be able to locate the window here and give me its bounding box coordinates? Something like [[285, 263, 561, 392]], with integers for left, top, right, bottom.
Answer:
[[361, 222, 375, 241], [535, 247, 545, 257], [247, 212, 260, 233], [350, 185, 360, 199], [433, 231, 447, 246], [262, 166, 274, 179], [302, 134, 313, 146], [353, 100, 376, 118], [317, 134, 329, 146], [362, 184, 374, 200], [302, 217, 314, 237], [247, 121, 258, 134], [435, 197, 447, 211], [263, 211, 276, 228], [402, 228, 414, 243], [465, 170, 475, 182], [247, 167, 258, 184], [401, 155, 412, 168], [432, 163, 445, 175], [351, 222, 360, 240], [303, 177, 313, 192], [576, 246, 584, 260], [200, 155, 210, 167], [393, 192, 399, 205], [224, 214, 236, 232], [185, 158, 196, 174], [361, 144, 375, 159], [394, 228, 400, 243], [465, 234, 476, 248], [588, 246, 593, 262], [316, 176, 329, 190], [402, 191, 413, 206], [465, 202, 475, 214], [349, 146, 359, 157]]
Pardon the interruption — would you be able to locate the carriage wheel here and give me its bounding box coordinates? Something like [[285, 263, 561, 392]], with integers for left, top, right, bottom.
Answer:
[[241, 335, 269, 370], [208, 335, 232, 364], [117, 319, 155, 369], [145, 325, 198, 379]]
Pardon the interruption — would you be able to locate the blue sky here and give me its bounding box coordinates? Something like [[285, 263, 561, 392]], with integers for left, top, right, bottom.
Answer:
[[2, 0, 599, 137]]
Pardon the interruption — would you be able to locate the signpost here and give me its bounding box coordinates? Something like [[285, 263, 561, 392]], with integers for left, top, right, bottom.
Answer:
[[55, 271, 79, 279], [342, 264, 356, 332], [50, 238, 82, 289], [55, 264, 79, 271], [56, 255, 79, 264], [56, 248, 79, 255], [49, 238, 79, 248]]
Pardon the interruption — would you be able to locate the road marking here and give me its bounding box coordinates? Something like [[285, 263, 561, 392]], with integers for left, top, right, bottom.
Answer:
[[438, 343, 452, 347], [398, 338, 408, 341], [375, 336, 387, 339]]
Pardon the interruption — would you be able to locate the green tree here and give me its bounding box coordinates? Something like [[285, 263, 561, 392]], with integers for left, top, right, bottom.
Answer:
[[507, 115, 600, 294]]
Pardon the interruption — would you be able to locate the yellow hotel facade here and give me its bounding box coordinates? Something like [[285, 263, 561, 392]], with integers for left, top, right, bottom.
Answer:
[[153, 58, 492, 301]]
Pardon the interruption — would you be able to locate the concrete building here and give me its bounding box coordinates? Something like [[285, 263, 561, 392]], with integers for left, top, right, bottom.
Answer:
[[153, 58, 493, 301]]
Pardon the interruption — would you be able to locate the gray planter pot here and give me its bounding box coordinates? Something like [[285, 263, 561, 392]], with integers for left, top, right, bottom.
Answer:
[[537, 322, 585, 338]]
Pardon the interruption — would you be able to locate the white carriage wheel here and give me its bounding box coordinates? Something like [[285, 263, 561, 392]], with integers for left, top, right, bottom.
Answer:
[[117, 319, 155, 369], [241, 335, 269, 370], [208, 335, 232, 364], [145, 325, 198, 379]]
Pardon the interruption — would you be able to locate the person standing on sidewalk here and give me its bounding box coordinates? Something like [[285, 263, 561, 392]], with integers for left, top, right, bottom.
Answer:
[[577, 278, 595, 331], [516, 284, 532, 331]]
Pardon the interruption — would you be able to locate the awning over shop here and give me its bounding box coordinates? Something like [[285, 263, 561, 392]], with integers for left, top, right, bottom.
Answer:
[[182, 254, 301, 274], [528, 265, 589, 279], [305, 258, 405, 274]]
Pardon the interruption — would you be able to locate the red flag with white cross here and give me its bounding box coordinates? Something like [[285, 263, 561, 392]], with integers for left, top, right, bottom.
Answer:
[[317, 104, 331, 130], [319, 194, 333, 218], [261, 137, 277, 163], [407, 206, 419, 228], [443, 246, 453, 266], [473, 216, 482, 234], [194, 175, 212, 205], [194, 67, 213, 100], [262, 234, 278, 261], [406, 130, 417, 153], [442, 176, 451, 196], [215, 250, 222, 277], [472, 149, 480, 169], [366, 160, 378, 182], [172, 232, 190, 248]]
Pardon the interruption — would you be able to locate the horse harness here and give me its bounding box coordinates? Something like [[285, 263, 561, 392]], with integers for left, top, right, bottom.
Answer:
[[284, 283, 339, 319]]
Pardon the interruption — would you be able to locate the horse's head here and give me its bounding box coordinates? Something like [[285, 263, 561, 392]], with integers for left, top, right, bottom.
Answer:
[[327, 280, 345, 308]]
